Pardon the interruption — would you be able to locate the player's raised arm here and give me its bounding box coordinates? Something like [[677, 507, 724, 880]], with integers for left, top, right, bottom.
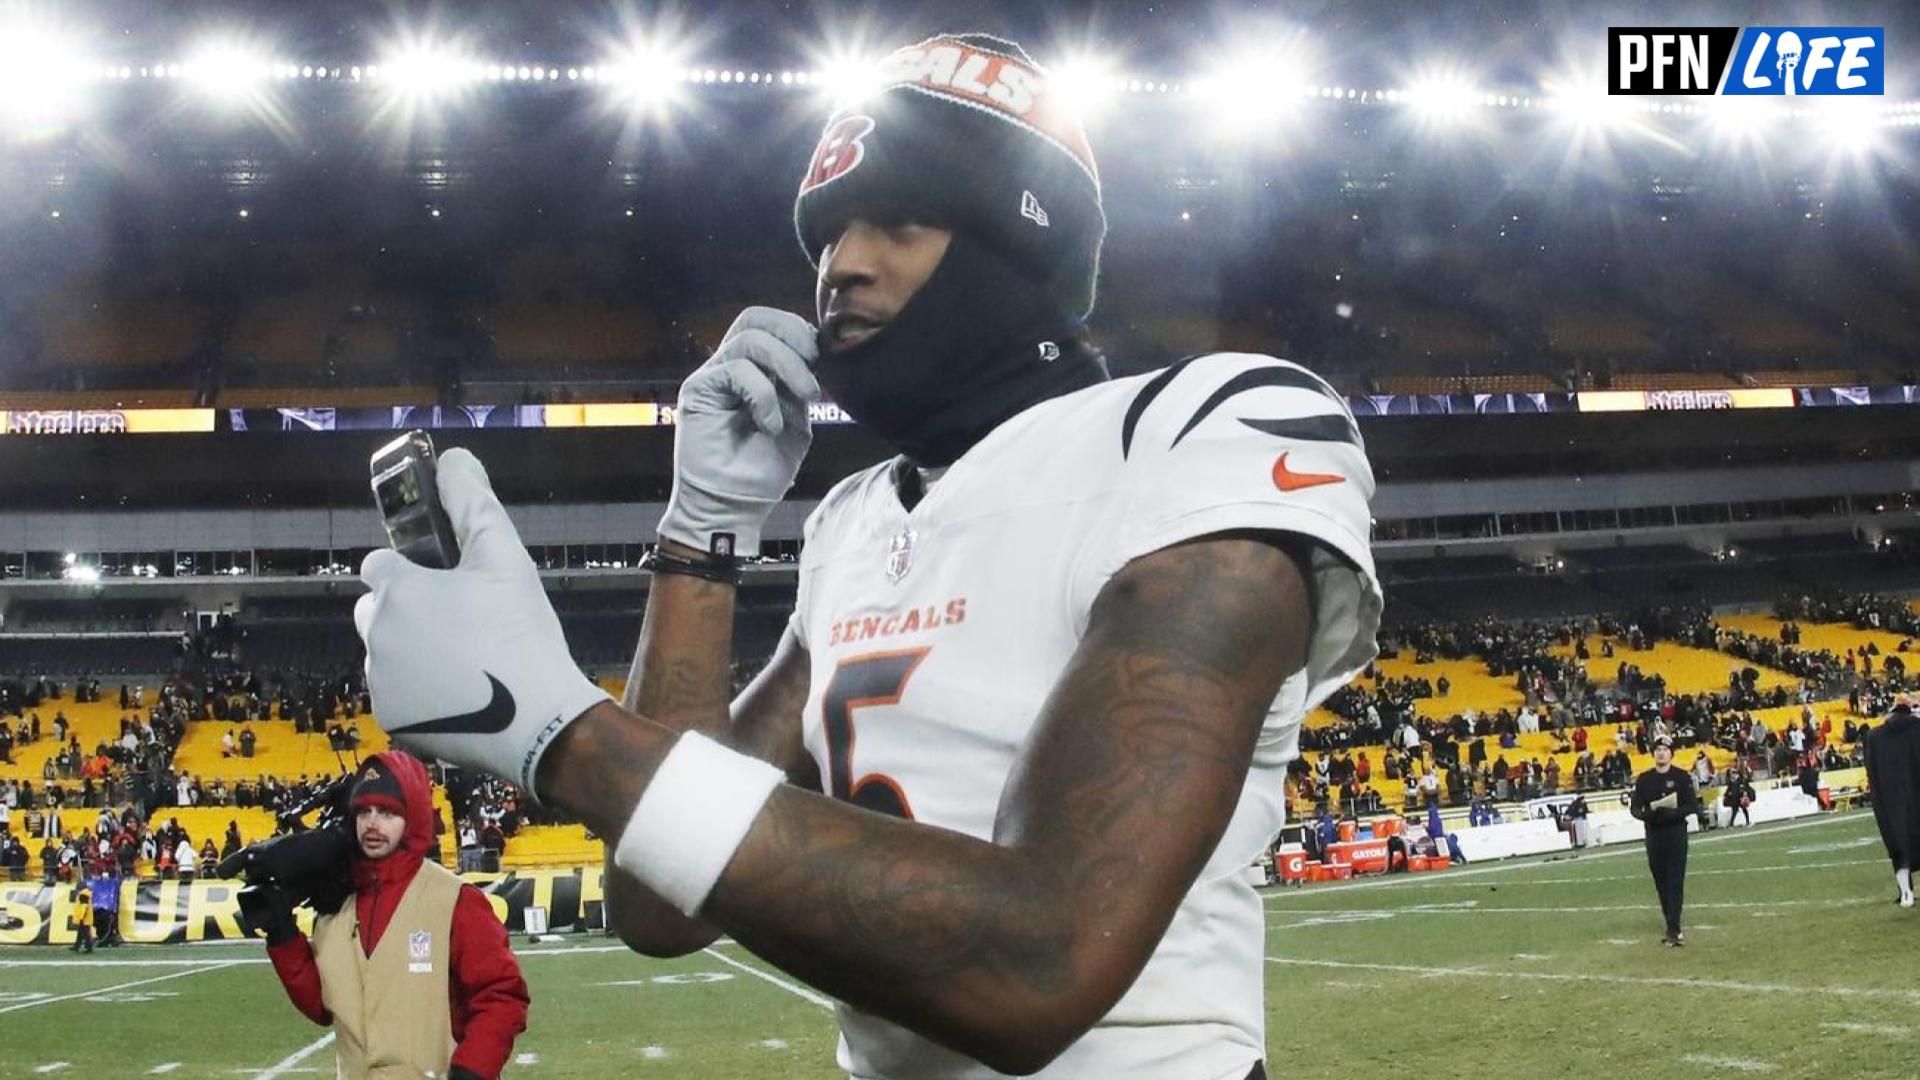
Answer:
[[600, 307, 822, 957]]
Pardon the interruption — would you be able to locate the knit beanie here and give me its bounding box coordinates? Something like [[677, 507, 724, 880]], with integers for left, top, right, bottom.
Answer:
[[794, 33, 1106, 319], [349, 759, 405, 816]]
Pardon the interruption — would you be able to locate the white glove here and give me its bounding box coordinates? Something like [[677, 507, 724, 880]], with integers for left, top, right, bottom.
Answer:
[[657, 307, 821, 558], [1651, 793, 1679, 811], [355, 448, 610, 799]]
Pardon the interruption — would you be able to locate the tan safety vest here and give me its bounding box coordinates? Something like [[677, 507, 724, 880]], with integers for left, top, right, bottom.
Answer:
[[312, 861, 461, 1080]]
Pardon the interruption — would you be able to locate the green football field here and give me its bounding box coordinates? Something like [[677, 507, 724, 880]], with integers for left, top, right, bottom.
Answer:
[[1, 811, 1910, 1079]]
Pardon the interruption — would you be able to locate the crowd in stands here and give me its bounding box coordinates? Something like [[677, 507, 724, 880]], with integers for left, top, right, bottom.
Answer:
[[1779, 591, 1920, 639], [1291, 597, 1910, 816]]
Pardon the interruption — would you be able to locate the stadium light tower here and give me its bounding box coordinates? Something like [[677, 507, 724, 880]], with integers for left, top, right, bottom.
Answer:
[[1702, 95, 1781, 150], [1404, 66, 1486, 128], [0, 13, 92, 141], [1815, 98, 1890, 159], [372, 39, 482, 104], [814, 48, 882, 109], [1190, 38, 1318, 141], [1049, 53, 1124, 124], [600, 40, 687, 111], [182, 39, 276, 107], [1544, 81, 1633, 133]]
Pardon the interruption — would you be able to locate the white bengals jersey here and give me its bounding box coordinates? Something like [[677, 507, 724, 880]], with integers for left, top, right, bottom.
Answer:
[[790, 352, 1383, 1080]]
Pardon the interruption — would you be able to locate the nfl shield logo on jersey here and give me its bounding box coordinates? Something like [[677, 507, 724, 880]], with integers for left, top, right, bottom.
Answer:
[[885, 529, 916, 584], [408, 929, 433, 973]]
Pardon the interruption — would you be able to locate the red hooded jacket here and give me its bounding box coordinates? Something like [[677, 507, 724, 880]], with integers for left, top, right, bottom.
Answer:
[[268, 751, 529, 1079]]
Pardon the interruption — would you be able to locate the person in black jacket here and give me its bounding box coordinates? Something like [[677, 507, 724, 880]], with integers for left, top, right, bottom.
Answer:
[[1631, 736, 1702, 946], [1865, 694, 1920, 908]]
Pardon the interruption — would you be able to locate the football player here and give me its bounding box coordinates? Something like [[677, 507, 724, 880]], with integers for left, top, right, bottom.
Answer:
[[356, 33, 1381, 1079]]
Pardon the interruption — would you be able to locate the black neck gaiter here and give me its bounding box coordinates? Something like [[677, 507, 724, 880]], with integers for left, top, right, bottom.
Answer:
[[813, 234, 1108, 467]]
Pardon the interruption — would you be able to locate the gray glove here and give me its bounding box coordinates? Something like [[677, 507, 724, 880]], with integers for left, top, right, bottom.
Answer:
[[657, 308, 821, 558]]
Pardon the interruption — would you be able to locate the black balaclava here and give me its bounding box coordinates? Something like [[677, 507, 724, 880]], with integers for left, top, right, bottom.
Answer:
[[813, 232, 1107, 467]]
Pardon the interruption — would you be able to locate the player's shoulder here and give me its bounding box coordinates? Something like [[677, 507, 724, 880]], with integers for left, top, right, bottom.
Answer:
[[1099, 351, 1359, 463]]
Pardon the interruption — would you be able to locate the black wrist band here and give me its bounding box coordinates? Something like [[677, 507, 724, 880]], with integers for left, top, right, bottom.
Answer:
[[642, 546, 741, 587]]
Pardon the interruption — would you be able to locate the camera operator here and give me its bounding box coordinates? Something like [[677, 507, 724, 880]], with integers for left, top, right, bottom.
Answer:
[[249, 751, 529, 1080]]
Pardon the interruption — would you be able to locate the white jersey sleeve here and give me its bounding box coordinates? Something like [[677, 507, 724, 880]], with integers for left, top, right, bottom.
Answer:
[[1070, 352, 1383, 715]]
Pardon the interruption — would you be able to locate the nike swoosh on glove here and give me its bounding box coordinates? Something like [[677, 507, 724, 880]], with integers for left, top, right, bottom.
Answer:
[[657, 307, 821, 557], [355, 448, 609, 800]]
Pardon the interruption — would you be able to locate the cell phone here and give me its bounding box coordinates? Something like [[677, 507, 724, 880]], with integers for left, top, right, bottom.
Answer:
[[369, 430, 462, 569]]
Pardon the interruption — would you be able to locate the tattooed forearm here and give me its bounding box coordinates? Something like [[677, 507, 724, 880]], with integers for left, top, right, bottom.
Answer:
[[626, 571, 738, 726], [546, 532, 1312, 1064], [700, 533, 1313, 1067]]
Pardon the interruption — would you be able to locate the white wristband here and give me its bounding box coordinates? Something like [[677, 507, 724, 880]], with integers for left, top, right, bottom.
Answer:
[[613, 731, 785, 917]]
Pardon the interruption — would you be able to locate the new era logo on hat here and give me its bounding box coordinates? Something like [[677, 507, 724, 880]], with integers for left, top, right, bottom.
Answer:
[[1020, 190, 1050, 227]]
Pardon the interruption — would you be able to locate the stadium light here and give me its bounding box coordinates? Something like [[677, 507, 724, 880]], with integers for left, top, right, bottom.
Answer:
[[1543, 75, 1633, 134], [599, 40, 687, 109], [1701, 96, 1782, 152], [1048, 53, 1124, 123], [0, 13, 93, 141], [181, 39, 276, 106], [815, 49, 882, 108], [1190, 38, 1317, 140], [1815, 99, 1889, 159], [373, 40, 482, 102], [1404, 67, 1486, 127]]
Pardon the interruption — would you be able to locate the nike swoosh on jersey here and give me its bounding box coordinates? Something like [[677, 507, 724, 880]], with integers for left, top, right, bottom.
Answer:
[[1271, 452, 1346, 492], [392, 673, 516, 735]]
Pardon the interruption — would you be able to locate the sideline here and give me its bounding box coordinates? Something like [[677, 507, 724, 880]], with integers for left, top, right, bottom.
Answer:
[[1263, 811, 1869, 899]]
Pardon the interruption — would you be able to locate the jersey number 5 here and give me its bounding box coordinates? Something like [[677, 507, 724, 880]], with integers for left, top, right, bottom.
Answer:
[[822, 648, 929, 821]]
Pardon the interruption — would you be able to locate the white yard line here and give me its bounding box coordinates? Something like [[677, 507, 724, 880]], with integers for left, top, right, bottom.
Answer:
[[702, 946, 836, 1011], [1681, 1053, 1778, 1073], [1266, 956, 1920, 1004], [0, 963, 243, 1014], [1820, 1021, 1912, 1038], [148, 1066, 183, 1075], [254, 1034, 335, 1080]]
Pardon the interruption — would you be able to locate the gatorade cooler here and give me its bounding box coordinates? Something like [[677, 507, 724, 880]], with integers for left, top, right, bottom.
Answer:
[[1277, 847, 1308, 884]]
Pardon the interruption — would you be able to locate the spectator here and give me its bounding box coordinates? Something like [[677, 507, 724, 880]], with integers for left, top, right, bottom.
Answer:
[[69, 881, 95, 954], [175, 837, 197, 883]]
